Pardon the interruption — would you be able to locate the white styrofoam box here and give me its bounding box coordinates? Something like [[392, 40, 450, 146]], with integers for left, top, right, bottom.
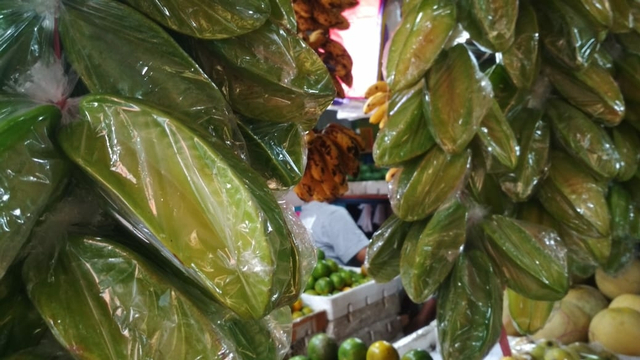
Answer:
[[325, 294, 401, 340], [301, 274, 403, 320], [344, 181, 388, 196]]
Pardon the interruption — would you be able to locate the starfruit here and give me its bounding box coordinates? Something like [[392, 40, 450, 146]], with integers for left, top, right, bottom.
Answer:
[[24, 235, 280, 360], [58, 95, 298, 320], [385, 0, 456, 92], [120, 0, 270, 39], [594, 47, 616, 74], [610, 0, 634, 33], [0, 96, 69, 280], [616, 31, 640, 56], [546, 61, 625, 126], [238, 118, 305, 189], [499, 109, 550, 202], [476, 100, 519, 171], [373, 80, 435, 167], [547, 99, 620, 179], [59, 0, 245, 154], [191, 20, 334, 129], [482, 215, 569, 301], [269, 0, 297, 31], [469, 156, 515, 216], [426, 44, 493, 154], [613, 122, 640, 181], [365, 215, 413, 283], [537, 0, 603, 69], [400, 198, 467, 303], [502, 0, 540, 89], [616, 52, 640, 103], [507, 288, 555, 335], [437, 250, 502, 360], [538, 151, 611, 238], [604, 184, 637, 274], [485, 64, 529, 118], [389, 146, 471, 221], [562, 0, 613, 29], [457, 0, 518, 52], [560, 226, 611, 268]]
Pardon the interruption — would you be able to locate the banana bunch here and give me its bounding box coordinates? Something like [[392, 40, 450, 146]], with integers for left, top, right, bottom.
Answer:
[[293, 0, 358, 97], [363, 0, 640, 359], [294, 123, 365, 202]]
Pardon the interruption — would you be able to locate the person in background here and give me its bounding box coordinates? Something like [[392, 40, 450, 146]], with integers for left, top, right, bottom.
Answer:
[[298, 201, 370, 267]]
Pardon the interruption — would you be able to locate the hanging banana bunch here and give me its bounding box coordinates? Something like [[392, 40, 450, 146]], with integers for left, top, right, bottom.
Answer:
[[293, 0, 358, 97], [362, 0, 640, 359], [294, 123, 365, 202]]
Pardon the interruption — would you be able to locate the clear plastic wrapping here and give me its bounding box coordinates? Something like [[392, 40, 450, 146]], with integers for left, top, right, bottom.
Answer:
[[502, 0, 540, 90], [476, 100, 519, 171], [506, 288, 555, 335], [58, 95, 299, 320], [365, 215, 412, 283], [121, 0, 270, 39], [613, 121, 640, 181], [191, 20, 335, 130], [59, 0, 247, 156], [482, 215, 569, 301], [278, 198, 316, 296], [0, 96, 69, 280], [458, 0, 518, 53]]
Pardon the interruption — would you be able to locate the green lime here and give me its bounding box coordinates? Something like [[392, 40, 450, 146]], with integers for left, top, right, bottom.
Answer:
[[326, 258, 340, 273], [330, 272, 346, 290], [307, 333, 338, 360], [317, 248, 325, 260], [305, 276, 316, 291], [401, 349, 432, 360], [312, 261, 332, 279], [315, 277, 335, 295], [305, 289, 319, 296], [340, 270, 353, 286], [302, 307, 314, 315], [331, 290, 341, 295], [292, 311, 304, 319], [366, 341, 399, 360], [353, 273, 364, 283], [338, 338, 367, 360], [290, 356, 310, 360]]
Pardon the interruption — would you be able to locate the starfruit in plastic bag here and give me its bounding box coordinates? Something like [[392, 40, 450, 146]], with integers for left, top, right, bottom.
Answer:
[[499, 109, 550, 202], [437, 250, 502, 360], [613, 122, 640, 181], [0, 2, 55, 90], [616, 31, 640, 56], [389, 146, 471, 221], [58, 95, 298, 320], [482, 215, 569, 301], [192, 21, 334, 129], [269, 0, 297, 31], [604, 184, 637, 274], [0, 265, 47, 357], [0, 96, 69, 280], [502, 0, 540, 89], [563, 0, 613, 29], [59, 0, 245, 155], [561, 225, 611, 268], [278, 199, 316, 295], [547, 100, 620, 179], [537, 0, 603, 69], [538, 151, 611, 238], [507, 288, 555, 335], [24, 235, 281, 360], [616, 52, 640, 103], [121, 0, 270, 39], [610, 0, 634, 33], [476, 100, 519, 171], [485, 64, 529, 118], [457, 0, 518, 52], [401, 198, 467, 303], [546, 61, 625, 126], [238, 118, 305, 189], [594, 47, 616, 74], [2, 334, 72, 360], [365, 215, 413, 283], [385, 0, 456, 92], [469, 155, 515, 216], [426, 44, 493, 154], [373, 80, 435, 167]]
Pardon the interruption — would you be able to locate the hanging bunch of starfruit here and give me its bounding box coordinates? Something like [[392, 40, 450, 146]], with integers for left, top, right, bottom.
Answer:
[[364, 0, 640, 358]]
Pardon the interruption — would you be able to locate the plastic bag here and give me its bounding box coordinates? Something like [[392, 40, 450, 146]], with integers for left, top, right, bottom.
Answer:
[[437, 249, 502, 360], [604, 184, 638, 274], [372, 80, 435, 167], [468, 154, 515, 216], [613, 122, 640, 181], [190, 20, 334, 130], [400, 197, 467, 303], [547, 99, 621, 180], [2, 333, 73, 360], [476, 100, 519, 171], [426, 44, 493, 155], [507, 288, 555, 335], [457, 0, 518, 52], [482, 215, 569, 301], [24, 234, 281, 360], [610, 0, 634, 33], [239, 118, 306, 190], [0, 95, 69, 280], [485, 64, 530, 118], [502, 0, 540, 90], [384, 0, 456, 92], [616, 52, 640, 103], [59, 0, 247, 156], [58, 94, 298, 320], [389, 146, 471, 222], [0, 1, 55, 91], [278, 198, 316, 297], [365, 215, 412, 283], [269, 0, 297, 32], [120, 0, 270, 39]]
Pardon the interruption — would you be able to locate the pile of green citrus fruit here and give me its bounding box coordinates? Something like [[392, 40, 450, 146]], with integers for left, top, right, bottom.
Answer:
[[290, 298, 315, 320], [304, 249, 372, 296], [290, 333, 432, 360]]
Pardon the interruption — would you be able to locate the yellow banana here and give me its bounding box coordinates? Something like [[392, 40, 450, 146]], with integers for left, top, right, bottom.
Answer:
[[307, 147, 326, 181], [379, 115, 388, 129], [369, 101, 389, 124], [323, 127, 359, 158], [385, 168, 400, 182], [324, 123, 365, 150], [364, 81, 389, 99], [293, 0, 314, 18], [315, 135, 341, 170], [363, 92, 388, 114], [294, 173, 315, 202]]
